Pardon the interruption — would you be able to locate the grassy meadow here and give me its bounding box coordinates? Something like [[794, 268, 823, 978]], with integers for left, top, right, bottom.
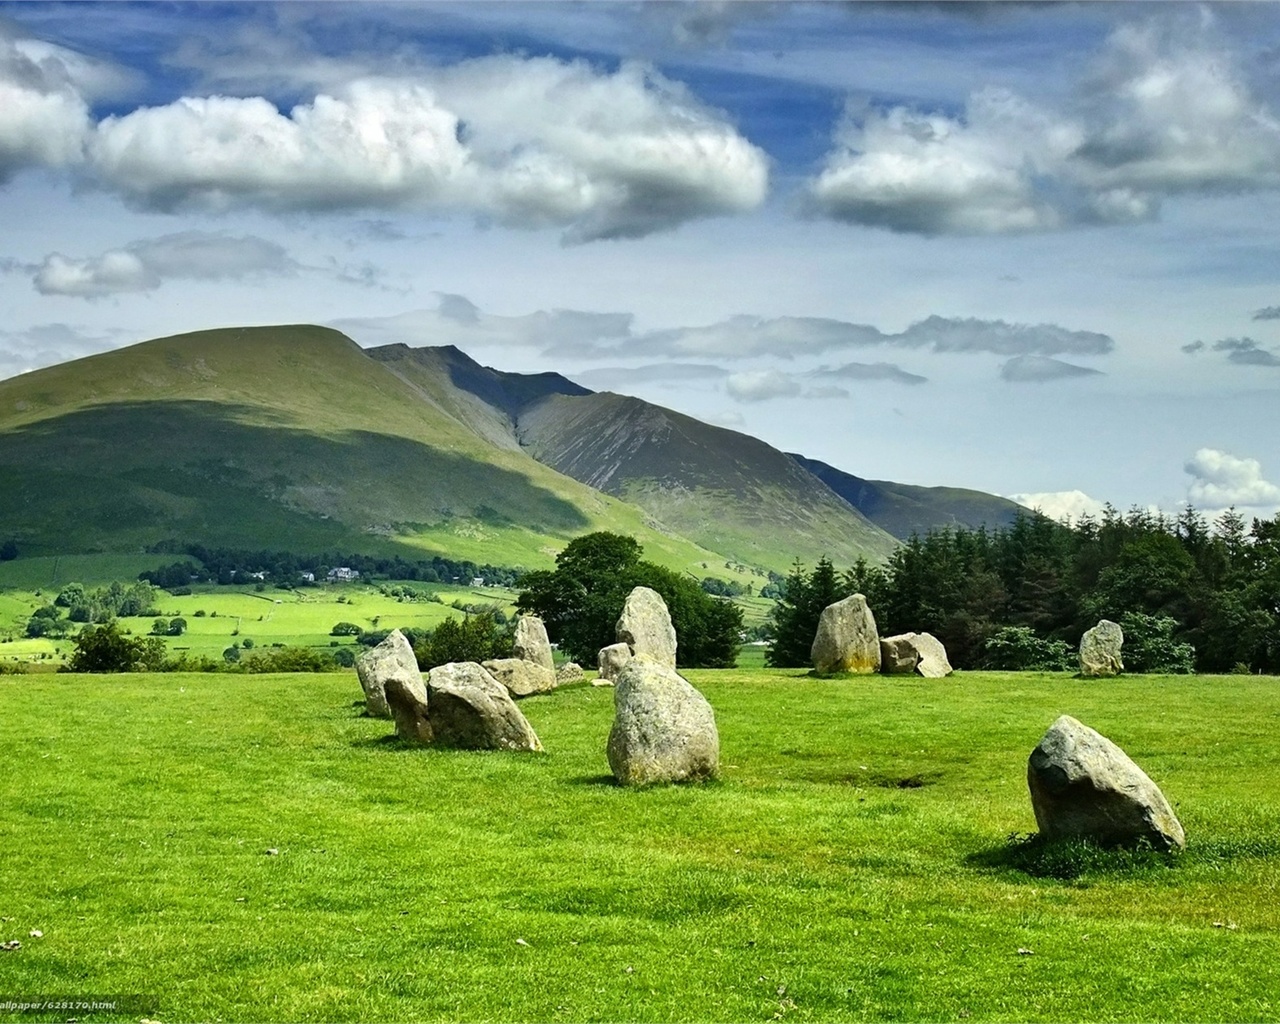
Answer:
[[1, 668, 1278, 1022]]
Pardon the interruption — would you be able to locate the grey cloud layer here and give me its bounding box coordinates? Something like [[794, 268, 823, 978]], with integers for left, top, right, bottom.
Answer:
[[1184, 337, 1280, 367], [999, 354, 1104, 382], [33, 232, 298, 297], [807, 18, 1280, 235]]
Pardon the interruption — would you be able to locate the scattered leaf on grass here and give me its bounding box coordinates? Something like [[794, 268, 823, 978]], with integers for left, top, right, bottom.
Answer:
[[516, 938, 529, 947], [265, 848, 279, 856], [1017, 948, 1033, 956], [1, 940, 20, 951], [29, 929, 42, 938]]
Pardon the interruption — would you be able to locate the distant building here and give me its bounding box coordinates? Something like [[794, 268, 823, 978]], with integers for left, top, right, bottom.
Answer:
[[298, 572, 315, 583], [472, 577, 485, 587], [327, 567, 360, 582]]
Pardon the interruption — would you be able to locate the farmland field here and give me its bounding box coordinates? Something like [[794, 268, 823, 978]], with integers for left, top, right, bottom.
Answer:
[[1, 669, 1278, 1022]]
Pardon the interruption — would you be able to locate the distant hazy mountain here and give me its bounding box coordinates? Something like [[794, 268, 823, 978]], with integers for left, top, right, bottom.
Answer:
[[789, 454, 1025, 540]]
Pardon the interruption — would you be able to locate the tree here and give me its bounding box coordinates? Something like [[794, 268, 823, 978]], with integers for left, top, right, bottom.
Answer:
[[766, 558, 844, 668], [168, 617, 187, 636], [415, 613, 512, 669], [517, 532, 742, 668], [0, 539, 17, 561], [66, 621, 165, 672]]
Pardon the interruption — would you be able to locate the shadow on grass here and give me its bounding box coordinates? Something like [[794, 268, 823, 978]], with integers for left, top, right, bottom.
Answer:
[[967, 832, 1182, 880], [567, 773, 621, 787], [350, 734, 415, 751]]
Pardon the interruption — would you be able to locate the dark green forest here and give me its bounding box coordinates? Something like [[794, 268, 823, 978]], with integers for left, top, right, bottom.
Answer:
[[769, 506, 1280, 674]]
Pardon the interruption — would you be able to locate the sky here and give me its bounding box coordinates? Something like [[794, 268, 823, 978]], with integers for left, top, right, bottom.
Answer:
[[2, 1, 1280, 525]]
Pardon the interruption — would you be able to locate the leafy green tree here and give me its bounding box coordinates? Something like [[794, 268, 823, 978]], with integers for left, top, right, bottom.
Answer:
[[981, 626, 1073, 671], [415, 613, 512, 670], [330, 621, 362, 636], [1118, 613, 1195, 674], [168, 617, 187, 636], [517, 532, 742, 668], [66, 621, 165, 672]]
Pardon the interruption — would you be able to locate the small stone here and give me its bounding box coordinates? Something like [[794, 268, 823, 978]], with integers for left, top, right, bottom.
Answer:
[[555, 661, 585, 686], [264, 848, 279, 856], [597, 642, 632, 682], [1079, 619, 1124, 677], [482, 657, 556, 698]]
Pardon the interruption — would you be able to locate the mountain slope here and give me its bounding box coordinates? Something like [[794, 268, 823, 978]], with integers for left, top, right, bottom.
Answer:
[[0, 326, 726, 570], [514, 391, 899, 570], [790, 454, 1025, 540]]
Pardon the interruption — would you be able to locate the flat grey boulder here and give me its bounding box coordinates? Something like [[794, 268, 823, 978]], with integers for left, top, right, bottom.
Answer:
[[384, 676, 433, 744], [556, 661, 585, 685], [616, 586, 677, 668], [1027, 714, 1184, 851], [598, 642, 632, 682], [482, 657, 556, 698], [355, 629, 421, 719], [811, 594, 881, 676], [607, 657, 718, 786], [1080, 619, 1124, 677], [426, 662, 543, 752], [512, 615, 555, 673], [880, 634, 921, 674]]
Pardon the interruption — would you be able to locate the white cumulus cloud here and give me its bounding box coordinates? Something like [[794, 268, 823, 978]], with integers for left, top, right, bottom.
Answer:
[[86, 57, 767, 241], [725, 369, 804, 402], [1006, 489, 1108, 523], [0, 24, 93, 181], [1184, 448, 1280, 509]]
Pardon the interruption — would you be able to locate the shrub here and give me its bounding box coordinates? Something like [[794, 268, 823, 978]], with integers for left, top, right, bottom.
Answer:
[[66, 621, 166, 673], [1119, 613, 1195, 674], [330, 621, 362, 636], [415, 614, 512, 670], [982, 626, 1074, 671]]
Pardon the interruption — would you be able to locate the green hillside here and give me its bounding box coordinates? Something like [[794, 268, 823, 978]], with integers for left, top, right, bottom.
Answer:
[[0, 326, 727, 573], [516, 391, 899, 571], [790, 453, 1025, 540]]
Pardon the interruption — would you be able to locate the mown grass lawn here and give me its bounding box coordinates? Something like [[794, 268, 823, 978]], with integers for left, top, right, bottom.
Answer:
[[1, 669, 1278, 1022]]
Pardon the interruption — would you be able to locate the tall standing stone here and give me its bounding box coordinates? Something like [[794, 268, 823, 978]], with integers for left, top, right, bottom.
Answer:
[[811, 594, 881, 676], [616, 586, 677, 668], [512, 615, 555, 674], [355, 629, 421, 719], [607, 657, 718, 786], [1027, 715, 1184, 851], [1080, 620, 1124, 677]]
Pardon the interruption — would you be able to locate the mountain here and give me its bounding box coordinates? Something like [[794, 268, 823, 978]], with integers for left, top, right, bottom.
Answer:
[[0, 326, 899, 575], [0, 326, 723, 571], [789, 454, 1026, 540], [513, 391, 898, 569]]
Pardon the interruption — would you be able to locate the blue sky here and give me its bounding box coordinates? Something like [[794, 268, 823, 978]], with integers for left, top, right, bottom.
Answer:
[[2, 1, 1279, 522]]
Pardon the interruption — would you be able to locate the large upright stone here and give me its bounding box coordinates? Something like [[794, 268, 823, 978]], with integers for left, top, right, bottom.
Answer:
[[811, 594, 881, 676], [597, 641, 632, 682], [482, 657, 556, 698], [426, 662, 543, 752], [355, 629, 421, 719], [1080, 620, 1124, 677], [384, 676, 433, 744], [1027, 715, 1184, 851], [616, 586, 677, 668], [607, 657, 718, 786], [512, 615, 555, 674]]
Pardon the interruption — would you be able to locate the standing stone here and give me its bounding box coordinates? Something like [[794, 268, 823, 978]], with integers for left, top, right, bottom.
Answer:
[[426, 662, 542, 752], [607, 657, 718, 786], [1027, 715, 1184, 851], [512, 615, 555, 673], [384, 676, 433, 745], [482, 657, 556, 698], [355, 629, 421, 719], [911, 633, 953, 678], [616, 586, 677, 668], [880, 634, 921, 675], [811, 594, 881, 676], [1080, 620, 1124, 677], [556, 662, 585, 686], [597, 642, 632, 682]]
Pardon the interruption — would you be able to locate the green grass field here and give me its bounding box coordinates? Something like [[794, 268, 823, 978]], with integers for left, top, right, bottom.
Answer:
[[1, 669, 1277, 1022]]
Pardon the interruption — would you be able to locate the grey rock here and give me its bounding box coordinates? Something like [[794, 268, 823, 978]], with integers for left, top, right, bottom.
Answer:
[[811, 594, 881, 676], [616, 586, 677, 668], [482, 657, 556, 698], [598, 642, 632, 682], [556, 661, 585, 685], [911, 632, 953, 678], [1027, 714, 1184, 851], [355, 628, 421, 719], [607, 657, 718, 786], [384, 676, 433, 745], [1080, 619, 1124, 677], [880, 634, 921, 675], [426, 662, 543, 752], [512, 615, 555, 673]]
